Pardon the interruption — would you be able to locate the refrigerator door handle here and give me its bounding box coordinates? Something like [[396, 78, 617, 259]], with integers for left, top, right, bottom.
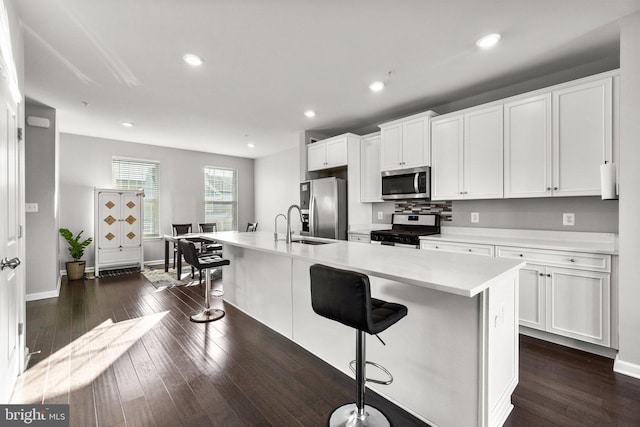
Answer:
[[310, 196, 316, 236]]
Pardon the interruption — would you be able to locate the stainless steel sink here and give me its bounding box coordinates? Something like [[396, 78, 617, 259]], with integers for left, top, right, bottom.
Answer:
[[291, 238, 335, 245]]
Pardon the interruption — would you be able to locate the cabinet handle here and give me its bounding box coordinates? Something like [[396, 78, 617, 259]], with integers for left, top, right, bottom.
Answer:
[[554, 187, 558, 190], [519, 254, 524, 257], [569, 258, 576, 263], [539, 273, 544, 277], [435, 246, 439, 249], [468, 249, 472, 252], [546, 187, 551, 191], [547, 274, 551, 277]]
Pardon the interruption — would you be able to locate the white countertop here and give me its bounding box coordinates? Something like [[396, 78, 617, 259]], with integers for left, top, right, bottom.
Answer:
[[419, 227, 618, 255], [205, 231, 524, 298]]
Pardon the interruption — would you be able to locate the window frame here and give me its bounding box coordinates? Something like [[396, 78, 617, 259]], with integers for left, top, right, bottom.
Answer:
[[204, 166, 238, 231], [112, 157, 160, 238]]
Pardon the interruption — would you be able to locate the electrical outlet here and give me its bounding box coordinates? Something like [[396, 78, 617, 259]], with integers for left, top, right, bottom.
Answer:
[[377, 211, 383, 220], [563, 213, 575, 226], [25, 203, 38, 213], [471, 212, 479, 223]]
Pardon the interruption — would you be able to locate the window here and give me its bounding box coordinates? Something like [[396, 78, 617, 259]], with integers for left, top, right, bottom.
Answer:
[[112, 158, 159, 237], [204, 167, 237, 231]]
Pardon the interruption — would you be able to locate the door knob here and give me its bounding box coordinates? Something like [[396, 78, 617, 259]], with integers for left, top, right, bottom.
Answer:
[[1, 257, 21, 271]]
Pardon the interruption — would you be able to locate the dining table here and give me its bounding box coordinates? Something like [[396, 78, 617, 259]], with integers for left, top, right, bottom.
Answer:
[[163, 233, 218, 279]]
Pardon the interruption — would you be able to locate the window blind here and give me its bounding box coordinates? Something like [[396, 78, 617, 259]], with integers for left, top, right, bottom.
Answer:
[[204, 167, 237, 231], [112, 158, 159, 237]]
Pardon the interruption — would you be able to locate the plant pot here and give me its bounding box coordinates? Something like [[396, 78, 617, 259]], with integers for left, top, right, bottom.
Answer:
[[66, 261, 86, 280]]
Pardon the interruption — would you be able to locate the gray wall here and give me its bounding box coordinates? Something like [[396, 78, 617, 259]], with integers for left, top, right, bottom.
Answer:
[[449, 198, 618, 232], [25, 102, 59, 297], [254, 146, 301, 234], [617, 12, 640, 376], [59, 133, 255, 269]]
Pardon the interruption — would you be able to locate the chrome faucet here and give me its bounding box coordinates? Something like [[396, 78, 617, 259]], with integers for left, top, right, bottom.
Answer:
[[274, 213, 287, 241], [286, 204, 304, 243]]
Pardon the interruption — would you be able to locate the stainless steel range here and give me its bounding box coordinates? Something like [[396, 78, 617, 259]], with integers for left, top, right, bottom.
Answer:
[[370, 213, 440, 248]]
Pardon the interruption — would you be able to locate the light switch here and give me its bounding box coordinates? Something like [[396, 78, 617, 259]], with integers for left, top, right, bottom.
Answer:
[[25, 203, 38, 213]]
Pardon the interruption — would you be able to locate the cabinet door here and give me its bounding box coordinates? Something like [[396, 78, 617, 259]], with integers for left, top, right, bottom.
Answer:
[[325, 137, 348, 168], [380, 124, 403, 171], [518, 264, 546, 331], [120, 193, 142, 249], [431, 115, 463, 200], [464, 106, 503, 199], [504, 94, 552, 198], [552, 77, 612, 196], [307, 142, 326, 171], [360, 135, 382, 202], [402, 115, 429, 168], [97, 191, 122, 250], [546, 267, 610, 346]]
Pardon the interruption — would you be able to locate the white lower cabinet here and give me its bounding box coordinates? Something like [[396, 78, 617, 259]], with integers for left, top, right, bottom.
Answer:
[[420, 240, 494, 257], [497, 246, 611, 347], [348, 233, 371, 243]]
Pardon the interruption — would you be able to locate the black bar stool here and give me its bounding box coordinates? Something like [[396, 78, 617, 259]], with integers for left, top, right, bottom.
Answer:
[[179, 239, 230, 323], [310, 264, 408, 427]]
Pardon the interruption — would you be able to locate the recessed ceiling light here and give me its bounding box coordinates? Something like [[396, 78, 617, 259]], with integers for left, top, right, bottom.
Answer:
[[476, 33, 501, 49], [369, 81, 385, 92], [247, 143, 255, 148], [183, 53, 204, 66], [121, 122, 134, 128], [304, 110, 316, 118]]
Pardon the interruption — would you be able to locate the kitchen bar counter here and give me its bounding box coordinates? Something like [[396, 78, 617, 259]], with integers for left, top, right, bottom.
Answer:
[[203, 231, 523, 427], [206, 231, 523, 297]]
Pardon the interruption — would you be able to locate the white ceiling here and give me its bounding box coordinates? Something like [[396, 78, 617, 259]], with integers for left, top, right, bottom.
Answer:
[[18, 0, 640, 159]]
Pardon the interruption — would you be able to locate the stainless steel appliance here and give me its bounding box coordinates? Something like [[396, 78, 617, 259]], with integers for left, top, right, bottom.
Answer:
[[381, 166, 430, 200], [370, 213, 440, 248], [300, 177, 347, 240]]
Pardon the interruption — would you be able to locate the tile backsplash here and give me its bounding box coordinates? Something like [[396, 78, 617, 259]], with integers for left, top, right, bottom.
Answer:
[[394, 200, 452, 221]]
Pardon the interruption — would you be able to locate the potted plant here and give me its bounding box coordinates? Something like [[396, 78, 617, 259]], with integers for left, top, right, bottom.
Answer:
[[59, 228, 93, 280]]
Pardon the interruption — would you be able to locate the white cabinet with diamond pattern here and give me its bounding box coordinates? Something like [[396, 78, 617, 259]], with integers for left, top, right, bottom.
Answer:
[[94, 188, 144, 276]]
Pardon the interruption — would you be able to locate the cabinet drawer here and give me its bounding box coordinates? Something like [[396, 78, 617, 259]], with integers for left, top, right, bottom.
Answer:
[[99, 248, 141, 264], [420, 241, 494, 257], [348, 233, 371, 243], [496, 246, 610, 272]]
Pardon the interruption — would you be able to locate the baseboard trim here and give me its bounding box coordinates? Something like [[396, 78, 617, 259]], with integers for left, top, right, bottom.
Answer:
[[519, 326, 618, 359], [614, 356, 640, 380]]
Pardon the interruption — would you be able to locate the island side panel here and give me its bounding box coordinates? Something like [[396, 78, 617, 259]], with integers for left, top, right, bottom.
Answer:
[[291, 259, 483, 427], [223, 244, 294, 339], [484, 271, 520, 427]]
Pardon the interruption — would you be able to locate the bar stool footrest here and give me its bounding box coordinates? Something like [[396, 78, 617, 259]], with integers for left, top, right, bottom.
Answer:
[[349, 360, 394, 385]]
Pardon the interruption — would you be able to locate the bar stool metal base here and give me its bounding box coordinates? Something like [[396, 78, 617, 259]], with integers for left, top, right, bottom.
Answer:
[[190, 308, 225, 323], [328, 403, 390, 427]]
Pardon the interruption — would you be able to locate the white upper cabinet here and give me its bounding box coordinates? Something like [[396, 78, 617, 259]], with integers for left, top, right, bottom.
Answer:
[[431, 105, 503, 200], [360, 133, 382, 202], [504, 94, 552, 198], [307, 134, 349, 171], [379, 111, 437, 171], [505, 76, 613, 198], [552, 77, 612, 196]]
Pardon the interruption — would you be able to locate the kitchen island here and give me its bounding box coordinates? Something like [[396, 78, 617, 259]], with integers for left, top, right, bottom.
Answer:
[[205, 231, 525, 427]]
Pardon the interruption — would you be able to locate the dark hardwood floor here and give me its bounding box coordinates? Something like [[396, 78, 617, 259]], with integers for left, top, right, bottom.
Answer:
[[10, 271, 640, 426]]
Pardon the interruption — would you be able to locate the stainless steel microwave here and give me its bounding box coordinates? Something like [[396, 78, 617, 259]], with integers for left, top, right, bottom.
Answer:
[[381, 166, 430, 200]]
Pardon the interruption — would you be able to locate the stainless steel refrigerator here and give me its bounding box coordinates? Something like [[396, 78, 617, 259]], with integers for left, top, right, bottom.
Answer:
[[300, 177, 347, 240]]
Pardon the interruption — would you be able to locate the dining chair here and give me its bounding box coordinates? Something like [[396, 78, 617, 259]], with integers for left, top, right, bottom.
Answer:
[[172, 223, 192, 269], [246, 222, 258, 232], [199, 223, 223, 254]]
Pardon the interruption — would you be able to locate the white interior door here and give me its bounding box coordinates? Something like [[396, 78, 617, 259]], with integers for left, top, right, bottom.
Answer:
[[0, 77, 22, 402]]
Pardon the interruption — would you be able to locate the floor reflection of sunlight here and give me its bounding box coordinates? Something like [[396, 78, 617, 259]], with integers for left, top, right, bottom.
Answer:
[[10, 311, 168, 404]]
